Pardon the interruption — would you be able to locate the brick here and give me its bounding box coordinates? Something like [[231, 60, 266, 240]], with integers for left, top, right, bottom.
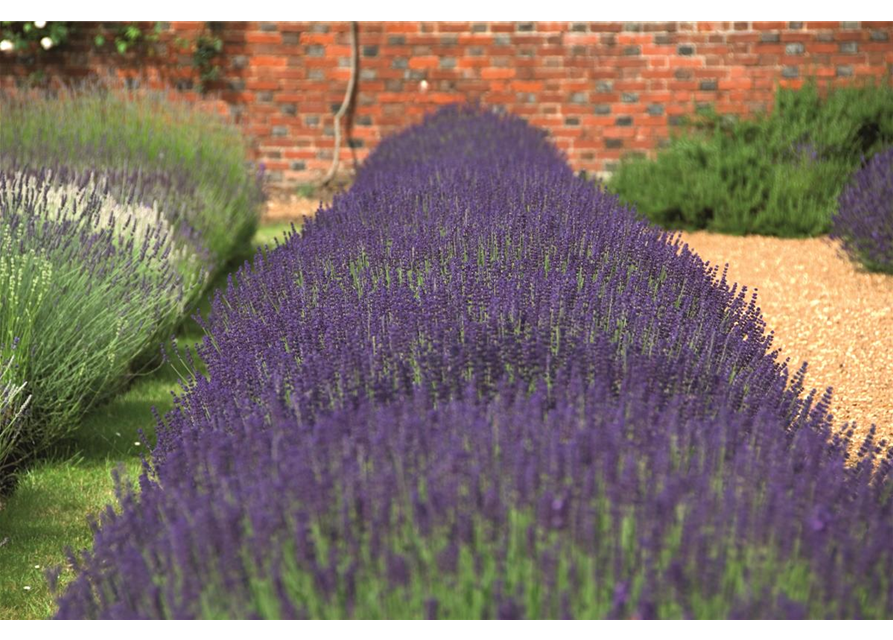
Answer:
[[481, 68, 515, 79], [4, 20, 883, 187]]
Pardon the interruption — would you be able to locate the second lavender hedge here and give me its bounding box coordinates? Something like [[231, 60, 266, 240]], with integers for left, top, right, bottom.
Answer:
[[55, 107, 893, 619]]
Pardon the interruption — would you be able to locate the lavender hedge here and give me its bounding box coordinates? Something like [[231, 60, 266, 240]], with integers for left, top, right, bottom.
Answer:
[[0, 88, 263, 485], [0, 88, 265, 268], [55, 107, 893, 619], [0, 357, 29, 480], [831, 148, 893, 274], [0, 170, 191, 478]]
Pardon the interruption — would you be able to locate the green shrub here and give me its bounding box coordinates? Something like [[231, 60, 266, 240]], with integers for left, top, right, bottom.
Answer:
[[608, 82, 893, 237]]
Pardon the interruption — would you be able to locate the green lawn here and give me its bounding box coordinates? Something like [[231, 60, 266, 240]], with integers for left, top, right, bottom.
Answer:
[[0, 221, 297, 620]]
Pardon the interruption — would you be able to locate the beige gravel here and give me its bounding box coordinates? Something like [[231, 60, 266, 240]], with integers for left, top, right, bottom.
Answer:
[[681, 231, 893, 444], [264, 195, 327, 222]]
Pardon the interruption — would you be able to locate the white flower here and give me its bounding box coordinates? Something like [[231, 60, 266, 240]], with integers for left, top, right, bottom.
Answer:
[[0, 40, 13, 53], [23, 586, 31, 591], [40, 37, 53, 50], [420, 79, 429, 93], [34, 21, 47, 29]]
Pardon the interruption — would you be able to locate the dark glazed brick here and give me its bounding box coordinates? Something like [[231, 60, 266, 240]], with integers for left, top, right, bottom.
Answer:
[[272, 126, 288, 137], [623, 45, 641, 55], [472, 23, 487, 33], [615, 116, 633, 126], [440, 57, 456, 69], [388, 35, 406, 45], [517, 22, 534, 32], [605, 139, 623, 149], [677, 45, 694, 55], [839, 42, 858, 53], [623, 23, 642, 32], [594, 104, 611, 115], [495, 35, 511, 46], [788, 22, 803, 29], [258, 91, 273, 103], [356, 115, 373, 125], [760, 33, 780, 43], [228, 79, 246, 91], [596, 80, 613, 92], [570, 92, 586, 104], [654, 34, 671, 45], [307, 44, 325, 57], [571, 23, 587, 32], [348, 138, 364, 148], [669, 115, 685, 126], [675, 68, 694, 80], [699, 80, 718, 91], [260, 23, 277, 32], [232, 55, 248, 69], [841, 21, 860, 29], [785, 43, 804, 55], [305, 116, 320, 126], [871, 31, 890, 41], [647, 104, 664, 115], [782, 66, 799, 78], [290, 161, 306, 171], [363, 45, 379, 57], [392, 58, 408, 69], [282, 32, 300, 45], [565, 117, 580, 125], [280, 104, 297, 116], [837, 65, 854, 77], [621, 93, 639, 103]]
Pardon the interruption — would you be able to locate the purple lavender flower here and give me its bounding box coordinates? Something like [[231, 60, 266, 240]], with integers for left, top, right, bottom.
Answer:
[[831, 147, 893, 273], [52, 106, 893, 620]]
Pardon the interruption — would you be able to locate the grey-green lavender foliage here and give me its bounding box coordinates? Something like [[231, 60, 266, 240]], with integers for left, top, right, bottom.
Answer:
[[609, 82, 893, 237]]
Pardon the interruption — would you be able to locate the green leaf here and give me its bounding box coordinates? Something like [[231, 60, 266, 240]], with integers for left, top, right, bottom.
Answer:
[[94, 35, 106, 47], [116, 40, 128, 54]]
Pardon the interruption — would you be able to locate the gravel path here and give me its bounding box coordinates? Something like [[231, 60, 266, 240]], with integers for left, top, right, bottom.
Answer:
[[681, 231, 893, 443]]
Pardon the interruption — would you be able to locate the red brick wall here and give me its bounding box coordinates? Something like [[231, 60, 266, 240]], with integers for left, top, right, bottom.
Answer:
[[2, 21, 892, 187]]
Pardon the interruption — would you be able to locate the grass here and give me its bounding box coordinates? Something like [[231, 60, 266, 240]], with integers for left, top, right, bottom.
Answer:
[[0, 221, 298, 620]]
